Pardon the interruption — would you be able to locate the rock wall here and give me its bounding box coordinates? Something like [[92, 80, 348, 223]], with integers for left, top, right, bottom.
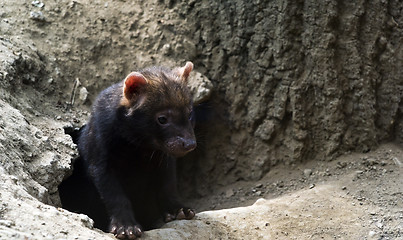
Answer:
[[0, 40, 75, 205], [0, 0, 402, 238], [176, 0, 403, 193], [1, 0, 402, 198]]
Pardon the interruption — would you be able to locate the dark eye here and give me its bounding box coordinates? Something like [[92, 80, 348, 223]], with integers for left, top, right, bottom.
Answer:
[[157, 116, 168, 125]]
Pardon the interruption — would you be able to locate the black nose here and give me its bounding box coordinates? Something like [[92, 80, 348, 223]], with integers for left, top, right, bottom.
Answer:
[[182, 139, 197, 152]]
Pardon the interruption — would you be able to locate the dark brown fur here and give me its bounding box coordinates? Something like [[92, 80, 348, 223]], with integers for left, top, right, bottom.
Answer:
[[60, 62, 196, 239]]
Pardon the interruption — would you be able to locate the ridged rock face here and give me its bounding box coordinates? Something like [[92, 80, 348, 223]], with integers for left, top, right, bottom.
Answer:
[[0, 0, 402, 239], [175, 0, 403, 191], [1, 0, 402, 196]]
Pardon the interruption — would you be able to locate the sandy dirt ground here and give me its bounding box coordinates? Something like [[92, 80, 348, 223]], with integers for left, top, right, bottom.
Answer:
[[1, 143, 402, 239], [179, 143, 403, 240]]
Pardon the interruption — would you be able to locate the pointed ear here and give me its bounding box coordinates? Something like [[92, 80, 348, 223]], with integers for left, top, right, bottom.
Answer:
[[123, 72, 147, 100], [176, 61, 193, 82]]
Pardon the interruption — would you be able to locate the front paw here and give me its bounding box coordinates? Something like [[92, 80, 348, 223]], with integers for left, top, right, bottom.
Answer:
[[164, 208, 196, 223], [110, 219, 142, 239]]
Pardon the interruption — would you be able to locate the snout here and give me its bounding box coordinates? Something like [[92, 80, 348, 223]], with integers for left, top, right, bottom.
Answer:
[[165, 137, 197, 157], [182, 138, 197, 152]]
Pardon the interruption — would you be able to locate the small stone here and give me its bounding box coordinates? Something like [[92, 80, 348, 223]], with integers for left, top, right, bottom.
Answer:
[[79, 87, 88, 102], [162, 44, 171, 55], [303, 169, 312, 177], [0, 219, 15, 227], [375, 222, 383, 229], [225, 189, 234, 198], [368, 231, 376, 237], [34, 131, 43, 139], [255, 183, 263, 188], [309, 184, 315, 189], [337, 162, 347, 169], [31, 0, 44, 8], [56, 116, 62, 120], [275, 181, 284, 188], [30, 11, 46, 22], [341, 186, 347, 190], [187, 71, 213, 104], [79, 214, 94, 229]]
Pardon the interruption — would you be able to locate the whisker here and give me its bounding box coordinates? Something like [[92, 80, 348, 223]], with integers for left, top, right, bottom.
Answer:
[[150, 150, 156, 161]]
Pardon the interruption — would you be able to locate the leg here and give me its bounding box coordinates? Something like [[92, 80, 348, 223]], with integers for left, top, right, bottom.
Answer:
[[157, 157, 195, 223], [87, 156, 142, 239]]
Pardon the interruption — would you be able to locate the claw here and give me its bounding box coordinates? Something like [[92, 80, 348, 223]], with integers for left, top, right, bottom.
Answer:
[[111, 226, 117, 234], [127, 230, 137, 240], [185, 209, 196, 220], [164, 213, 176, 222], [164, 208, 196, 223], [176, 208, 186, 220], [116, 229, 126, 239], [133, 226, 142, 237], [110, 222, 142, 239]]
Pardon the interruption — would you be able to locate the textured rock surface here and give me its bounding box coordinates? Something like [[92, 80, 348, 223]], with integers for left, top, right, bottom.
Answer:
[[0, 99, 73, 205], [0, 40, 75, 206], [0, 0, 402, 239], [2, 0, 401, 189], [146, 184, 367, 240], [177, 0, 403, 190]]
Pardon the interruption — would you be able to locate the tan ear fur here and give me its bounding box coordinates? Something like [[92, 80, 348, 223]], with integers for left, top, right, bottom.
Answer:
[[122, 72, 147, 105], [177, 61, 193, 83]]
